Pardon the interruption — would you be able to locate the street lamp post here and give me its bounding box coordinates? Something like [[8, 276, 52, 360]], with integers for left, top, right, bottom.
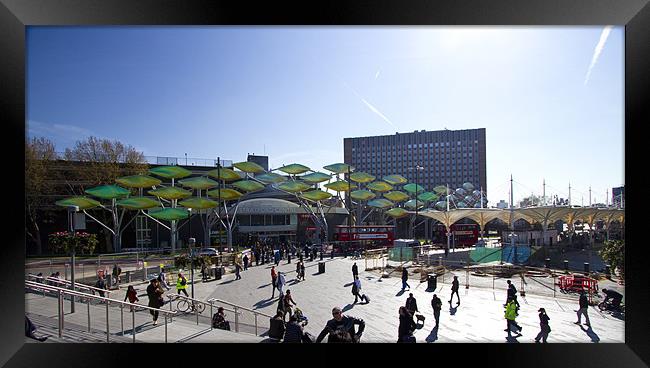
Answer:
[[408, 165, 424, 239], [188, 237, 195, 299], [68, 205, 79, 313]]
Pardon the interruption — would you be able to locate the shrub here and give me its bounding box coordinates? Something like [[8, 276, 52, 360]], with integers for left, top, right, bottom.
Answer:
[[599, 240, 624, 279], [48, 231, 98, 255]]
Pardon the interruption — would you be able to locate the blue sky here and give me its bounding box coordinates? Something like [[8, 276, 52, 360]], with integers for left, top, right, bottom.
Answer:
[[27, 26, 624, 205]]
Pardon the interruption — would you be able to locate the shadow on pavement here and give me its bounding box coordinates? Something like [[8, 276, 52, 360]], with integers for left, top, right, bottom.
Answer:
[[395, 290, 407, 297], [425, 326, 439, 343], [253, 297, 278, 309], [219, 279, 235, 285], [580, 325, 600, 343], [341, 304, 355, 313], [257, 283, 272, 289], [449, 305, 458, 315], [506, 335, 521, 343], [343, 282, 354, 287]]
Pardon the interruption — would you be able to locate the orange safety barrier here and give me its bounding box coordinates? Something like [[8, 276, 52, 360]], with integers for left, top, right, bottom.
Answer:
[[557, 274, 598, 294]]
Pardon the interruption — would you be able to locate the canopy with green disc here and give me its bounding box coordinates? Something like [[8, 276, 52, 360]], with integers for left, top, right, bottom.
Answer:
[[350, 190, 376, 201], [300, 172, 331, 184], [366, 181, 394, 192], [149, 166, 192, 179], [179, 197, 218, 210], [278, 181, 312, 193], [206, 167, 242, 182], [148, 186, 192, 200], [383, 191, 410, 202], [84, 185, 130, 200], [232, 180, 266, 193], [55, 197, 101, 210], [148, 208, 189, 221], [116, 197, 159, 210], [417, 192, 438, 202], [386, 208, 409, 218], [116, 175, 162, 188], [277, 163, 310, 175], [323, 163, 354, 174], [300, 190, 332, 202], [403, 183, 426, 194], [178, 176, 218, 190], [367, 198, 394, 209], [383, 174, 408, 185], [404, 199, 425, 210], [255, 172, 288, 184], [233, 161, 265, 174], [350, 172, 376, 183], [324, 180, 351, 192], [207, 188, 244, 201], [432, 185, 448, 195]]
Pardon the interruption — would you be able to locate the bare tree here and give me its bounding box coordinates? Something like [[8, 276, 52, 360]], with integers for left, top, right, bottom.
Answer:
[[25, 137, 57, 254], [62, 136, 148, 252]]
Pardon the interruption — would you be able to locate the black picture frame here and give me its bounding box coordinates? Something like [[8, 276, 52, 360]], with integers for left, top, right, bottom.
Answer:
[[1, 0, 647, 367]]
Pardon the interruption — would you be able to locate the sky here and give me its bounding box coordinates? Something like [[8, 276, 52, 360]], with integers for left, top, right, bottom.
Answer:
[[26, 26, 624, 206]]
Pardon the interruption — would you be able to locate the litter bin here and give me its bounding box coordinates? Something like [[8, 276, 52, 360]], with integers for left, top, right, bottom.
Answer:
[[318, 262, 325, 274], [583, 262, 590, 274], [427, 274, 437, 291], [215, 267, 222, 280], [545, 258, 551, 269]]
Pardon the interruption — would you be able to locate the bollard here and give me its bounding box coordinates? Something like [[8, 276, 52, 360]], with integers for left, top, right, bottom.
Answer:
[[605, 264, 611, 276], [287, 254, 291, 264], [331, 250, 334, 259], [320, 251, 323, 261], [438, 256, 442, 266], [465, 263, 469, 289], [545, 258, 551, 269], [126, 271, 131, 283], [64, 264, 69, 281], [563, 260, 569, 274], [583, 262, 589, 274]]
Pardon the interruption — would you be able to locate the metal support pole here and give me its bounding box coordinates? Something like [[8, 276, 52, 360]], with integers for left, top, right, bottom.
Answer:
[[58, 290, 64, 338], [132, 307, 136, 342], [196, 303, 199, 325], [553, 275, 556, 298], [87, 299, 91, 332], [465, 263, 469, 289], [121, 304, 124, 336], [210, 302, 213, 330], [234, 307, 239, 332], [106, 301, 110, 343], [255, 313, 258, 336], [165, 314, 168, 343]]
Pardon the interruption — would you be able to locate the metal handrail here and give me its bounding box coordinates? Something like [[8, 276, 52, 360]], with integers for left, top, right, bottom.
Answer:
[[25, 280, 176, 343], [27, 274, 113, 295], [166, 293, 241, 329], [206, 297, 273, 336]]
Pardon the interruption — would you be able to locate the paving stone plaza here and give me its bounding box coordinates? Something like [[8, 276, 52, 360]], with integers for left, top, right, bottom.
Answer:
[[25, 251, 625, 343]]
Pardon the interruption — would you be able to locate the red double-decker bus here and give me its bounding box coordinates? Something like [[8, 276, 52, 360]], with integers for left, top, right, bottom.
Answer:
[[333, 225, 395, 251], [434, 223, 480, 247]]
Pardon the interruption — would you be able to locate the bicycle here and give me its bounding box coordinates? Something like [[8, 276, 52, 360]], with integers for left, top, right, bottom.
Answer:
[[176, 298, 205, 314]]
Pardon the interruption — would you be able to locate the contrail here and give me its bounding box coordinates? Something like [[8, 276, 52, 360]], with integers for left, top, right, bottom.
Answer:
[[584, 26, 613, 85], [342, 81, 396, 128]]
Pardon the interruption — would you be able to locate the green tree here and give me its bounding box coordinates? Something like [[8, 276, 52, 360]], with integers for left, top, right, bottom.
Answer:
[[599, 239, 624, 279], [25, 137, 58, 254]]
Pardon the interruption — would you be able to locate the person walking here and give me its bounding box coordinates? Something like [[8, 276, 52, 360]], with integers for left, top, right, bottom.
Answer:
[[274, 250, 281, 266], [201, 263, 209, 282], [315, 307, 365, 343], [431, 294, 442, 329], [112, 264, 122, 286], [124, 285, 139, 306], [397, 306, 417, 343], [296, 261, 302, 281], [300, 262, 306, 281], [352, 262, 359, 281], [146, 279, 164, 325], [505, 280, 520, 310], [271, 266, 278, 298], [449, 276, 460, 305], [574, 291, 591, 326], [94, 275, 107, 297], [504, 299, 522, 338], [235, 262, 242, 280], [176, 273, 189, 297], [405, 293, 419, 315], [352, 275, 369, 304], [401, 267, 411, 291], [158, 268, 170, 290], [277, 272, 286, 296], [283, 289, 297, 321], [535, 308, 551, 343], [243, 254, 249, 271]]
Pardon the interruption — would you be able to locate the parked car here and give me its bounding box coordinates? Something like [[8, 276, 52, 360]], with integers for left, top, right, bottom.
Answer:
[[197, 247, 219, 256]]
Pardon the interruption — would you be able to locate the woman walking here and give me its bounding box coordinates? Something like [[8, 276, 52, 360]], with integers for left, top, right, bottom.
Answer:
[[146, 279, 164, 325], [397, 306, 416, 343], [535, 308, 551, 343]]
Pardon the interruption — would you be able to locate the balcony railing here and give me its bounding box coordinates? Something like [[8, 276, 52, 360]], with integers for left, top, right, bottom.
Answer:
[[53, 152, 233, 168]]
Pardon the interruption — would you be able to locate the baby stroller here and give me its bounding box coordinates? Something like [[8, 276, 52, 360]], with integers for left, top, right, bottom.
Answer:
[[292, 307, 309, 327]]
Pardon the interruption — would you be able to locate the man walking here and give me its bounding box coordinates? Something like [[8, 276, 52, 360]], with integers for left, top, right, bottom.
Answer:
[[574, 291, 591, 326], [352, 276, 369, 304], [504, 299, 522, 338], [243, 254, 249, 271], [535, 308, 551, 343], [401, 267, 411, 291], [277, 272, 286, 296], [271, 266, 278, 298], [235, 262, 242, 280], [176, 273, 189, 297], [315, 307, 365, 343], [505, 280, 520, 310], [158, 268, 170, 290], [352, 262, 359, 281], [449, 276, 460, 305], [431, 294, 442, 329], [405, 293, 419, 315]]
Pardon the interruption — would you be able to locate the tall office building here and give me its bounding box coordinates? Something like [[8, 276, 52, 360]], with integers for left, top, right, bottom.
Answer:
[[344, 128, 487, 193], [612, 186, 624, 208]]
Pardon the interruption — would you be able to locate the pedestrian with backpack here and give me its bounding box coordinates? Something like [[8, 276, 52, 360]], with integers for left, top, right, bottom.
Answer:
[[535, 308, 551, 343], [176, 273, 189, 297]]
